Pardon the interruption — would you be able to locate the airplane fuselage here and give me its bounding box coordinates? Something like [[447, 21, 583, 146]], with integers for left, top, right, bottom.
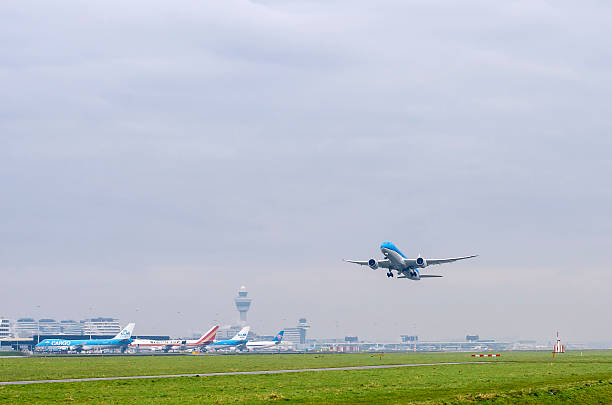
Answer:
[[131, 339, 214, 351], [246, 341, 280, 350], [131, 339, 187, 351], [207, 339, 248, 350], [35, 338, 131, 352], [380, 244, 420, 280]]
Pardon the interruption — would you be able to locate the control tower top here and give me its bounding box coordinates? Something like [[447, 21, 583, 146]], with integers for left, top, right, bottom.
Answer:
[[234, 286, 252, 323]]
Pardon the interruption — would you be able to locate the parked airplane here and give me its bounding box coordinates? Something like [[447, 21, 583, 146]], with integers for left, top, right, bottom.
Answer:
[[345, 241, 477, 280], [35, 323, 135, 352], [246, 330, 284, 351], [206, 326, 249, 351], [130, 325, 218, 352]]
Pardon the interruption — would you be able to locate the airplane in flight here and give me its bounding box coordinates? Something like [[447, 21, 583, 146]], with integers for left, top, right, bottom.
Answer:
[[344, 241, 477, 280], [206, 326, 250, 351], [35, 323, 135, 352], [130, 325, 219, 352], [246, 330, 284, 351]]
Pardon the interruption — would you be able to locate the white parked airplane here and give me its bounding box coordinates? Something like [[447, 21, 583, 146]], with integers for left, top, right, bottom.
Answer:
[[246, 331, 284, 351], [345, 241, 477, 280], [130, 325, 218, 352]]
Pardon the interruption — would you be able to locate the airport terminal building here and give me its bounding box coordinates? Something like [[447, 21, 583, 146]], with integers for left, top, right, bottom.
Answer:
[[14, 318, 38, 338], [1, 317, 123, 342], [81, 318, 121, 335], [0, 319, 10, 339], [284, 318, 310, 346]]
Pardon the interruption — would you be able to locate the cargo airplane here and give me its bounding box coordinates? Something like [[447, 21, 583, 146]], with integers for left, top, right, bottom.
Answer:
[[35, 323, 135, 352], [345, 241, 477, 280], [130, 325, 218, 352]]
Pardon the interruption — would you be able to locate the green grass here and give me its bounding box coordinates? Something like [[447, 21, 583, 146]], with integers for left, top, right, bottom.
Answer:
[[0, 351, 610, 404], [0, 352, 501, 382]]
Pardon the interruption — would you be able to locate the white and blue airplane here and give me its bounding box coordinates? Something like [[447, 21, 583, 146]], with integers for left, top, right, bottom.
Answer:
[[35, 323, 135, 352], [246, 330, 284, 351], [345, 241, 477, 280], [206, 326, 250, 351]]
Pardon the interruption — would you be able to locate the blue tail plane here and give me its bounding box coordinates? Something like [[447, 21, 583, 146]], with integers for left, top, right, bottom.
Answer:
[[273, 330, 284, 342]]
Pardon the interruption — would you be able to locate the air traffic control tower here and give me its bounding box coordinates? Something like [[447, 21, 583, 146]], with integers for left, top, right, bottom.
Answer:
[[234, 286, 252, 324]]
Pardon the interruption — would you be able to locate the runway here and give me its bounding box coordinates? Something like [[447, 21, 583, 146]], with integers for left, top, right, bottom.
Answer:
[[0, 361, 501, 385]]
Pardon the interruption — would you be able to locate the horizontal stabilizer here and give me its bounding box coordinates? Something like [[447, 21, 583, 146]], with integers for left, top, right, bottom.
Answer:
[[397, 275, 443, 279]]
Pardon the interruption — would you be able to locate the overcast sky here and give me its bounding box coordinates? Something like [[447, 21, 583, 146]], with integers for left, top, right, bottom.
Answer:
[[1, 0, 611, 343]]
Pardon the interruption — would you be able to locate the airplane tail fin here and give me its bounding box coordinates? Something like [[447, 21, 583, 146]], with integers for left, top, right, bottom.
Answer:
[[232, 326, 250, 340], [195, 325, 219, 344], [113, 323, 135, 340], [273, 330, 284, 342]]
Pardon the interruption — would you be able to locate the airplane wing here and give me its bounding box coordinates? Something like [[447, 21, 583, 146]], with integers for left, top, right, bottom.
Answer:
[[426, 255, 478, 266], [343, 259, 391, 268]]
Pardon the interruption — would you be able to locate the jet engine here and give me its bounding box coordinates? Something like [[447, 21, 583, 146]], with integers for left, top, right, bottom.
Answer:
[[368, 258, 378, 270], [415, 256, 427, 268]]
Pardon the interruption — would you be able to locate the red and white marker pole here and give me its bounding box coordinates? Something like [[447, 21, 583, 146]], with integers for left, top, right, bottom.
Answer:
[[553, 331, 565, 355]]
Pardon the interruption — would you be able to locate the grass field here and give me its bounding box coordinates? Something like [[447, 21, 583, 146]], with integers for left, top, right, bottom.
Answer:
[[0, 351, 610, 403]]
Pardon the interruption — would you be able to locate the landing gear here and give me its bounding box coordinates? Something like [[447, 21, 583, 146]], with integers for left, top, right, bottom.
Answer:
[[386, 272, 394, 278]]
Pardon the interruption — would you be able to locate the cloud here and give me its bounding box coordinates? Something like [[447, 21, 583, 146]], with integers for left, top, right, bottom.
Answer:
[[1, 0, 611, 341]]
